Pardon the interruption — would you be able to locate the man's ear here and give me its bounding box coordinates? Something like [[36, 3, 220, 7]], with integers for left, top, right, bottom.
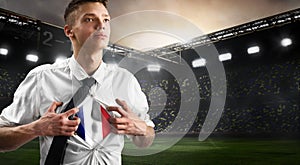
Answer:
[[64, 25, 73, 38]]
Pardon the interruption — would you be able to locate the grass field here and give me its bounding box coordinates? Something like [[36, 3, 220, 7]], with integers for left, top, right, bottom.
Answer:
[[0, 137, 299, 165]]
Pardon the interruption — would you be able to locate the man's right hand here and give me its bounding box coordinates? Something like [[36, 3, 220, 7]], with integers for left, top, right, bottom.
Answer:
[[0, 101, 80, 152], [32, 101, 80, 137]]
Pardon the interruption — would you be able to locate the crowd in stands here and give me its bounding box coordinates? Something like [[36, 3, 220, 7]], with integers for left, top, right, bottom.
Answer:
[[0, 58, 299, 137], [0, 68, 26, 98], [137, 59, 300, 136]]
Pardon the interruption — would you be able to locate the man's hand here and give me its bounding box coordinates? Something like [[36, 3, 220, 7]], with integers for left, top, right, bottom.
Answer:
[[108, 99, 155, 148], [108, 99, 148, 136], [32, 101, 80, 137], [0, 101, 81, 152]]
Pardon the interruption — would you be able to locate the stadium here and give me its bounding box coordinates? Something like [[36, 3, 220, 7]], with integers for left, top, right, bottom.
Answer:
[[0, 2, 300, 165]]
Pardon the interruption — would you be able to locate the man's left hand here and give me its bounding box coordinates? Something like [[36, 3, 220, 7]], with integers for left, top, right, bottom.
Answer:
[[107, 99, 147, 136]]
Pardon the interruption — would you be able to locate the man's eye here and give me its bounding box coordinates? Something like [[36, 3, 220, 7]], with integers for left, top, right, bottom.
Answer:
[[104, 18, 110, 23], [85, 18, 94, 22]]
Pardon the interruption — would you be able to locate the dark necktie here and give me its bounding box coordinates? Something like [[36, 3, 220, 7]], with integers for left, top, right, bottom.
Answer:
[[45, 78, 96, 165]]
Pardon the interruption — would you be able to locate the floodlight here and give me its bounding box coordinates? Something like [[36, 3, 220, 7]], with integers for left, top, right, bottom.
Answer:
[[281, 38, 292, 47], [247, 46, 260, 54], [0, 48, 8, 56], [55, 56, 67, 63], [26, 54, 38, 62], [192, 58, 206, 68], [147, 64, 161, 72], [219, 53, 232, 62]]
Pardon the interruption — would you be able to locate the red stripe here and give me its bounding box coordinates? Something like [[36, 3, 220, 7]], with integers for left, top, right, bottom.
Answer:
[[101, 105, 110, 138]]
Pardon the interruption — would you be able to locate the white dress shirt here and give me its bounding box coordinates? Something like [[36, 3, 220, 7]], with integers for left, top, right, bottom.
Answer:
[[0, 56, 154, 165]]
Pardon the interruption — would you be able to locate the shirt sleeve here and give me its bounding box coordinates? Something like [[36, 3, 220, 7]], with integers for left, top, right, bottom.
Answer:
[[128, 74, 155, 128], [111, 67, 155, 128], [0, 69, 40, 126]]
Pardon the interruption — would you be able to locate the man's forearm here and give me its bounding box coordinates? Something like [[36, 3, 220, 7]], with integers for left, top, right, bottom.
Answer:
[[132, 126, 155, 148], [0, 124, 38, 152]]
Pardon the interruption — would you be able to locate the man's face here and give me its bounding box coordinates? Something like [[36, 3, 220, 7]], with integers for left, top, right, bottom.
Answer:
[[68, 2, 111, 54]]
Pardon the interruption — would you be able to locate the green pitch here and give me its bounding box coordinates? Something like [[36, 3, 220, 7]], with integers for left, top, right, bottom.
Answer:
[[123, 137, 300, 164], [0, 137, 299, 164]]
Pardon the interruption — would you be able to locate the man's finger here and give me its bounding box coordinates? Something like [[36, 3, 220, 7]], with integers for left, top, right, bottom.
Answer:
[[47, 101, 63, 113], [66, 118, 81, 127], [115, 99, 130, 112], [62, 125, 78, 133], [110, 117, 128, 124], [107, 106, 127, 117], [113, 124, 126, 130], [63, 108, 79, 118]]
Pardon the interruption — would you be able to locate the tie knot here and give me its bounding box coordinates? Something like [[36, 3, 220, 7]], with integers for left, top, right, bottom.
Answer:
[[82, 77, 96, 88]]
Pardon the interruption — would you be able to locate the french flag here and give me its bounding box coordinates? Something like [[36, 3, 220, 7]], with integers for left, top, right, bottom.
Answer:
[[76, 104, 111, 141]]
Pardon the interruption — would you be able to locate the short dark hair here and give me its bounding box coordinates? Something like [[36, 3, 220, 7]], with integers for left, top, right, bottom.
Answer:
[[64, 0, 108, 25]]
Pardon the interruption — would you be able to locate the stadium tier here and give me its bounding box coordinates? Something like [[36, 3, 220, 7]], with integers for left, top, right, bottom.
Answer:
[[0, 7, 299, 138]]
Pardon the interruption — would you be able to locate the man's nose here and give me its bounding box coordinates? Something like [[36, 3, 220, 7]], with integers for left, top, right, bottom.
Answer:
[[95, 20, 105, 30]]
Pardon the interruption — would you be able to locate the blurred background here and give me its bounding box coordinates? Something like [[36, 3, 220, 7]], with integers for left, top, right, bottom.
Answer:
[[0, 1, 299, 164]]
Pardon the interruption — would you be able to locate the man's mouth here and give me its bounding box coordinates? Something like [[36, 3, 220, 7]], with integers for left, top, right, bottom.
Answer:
[[94, 33, 107, 38]]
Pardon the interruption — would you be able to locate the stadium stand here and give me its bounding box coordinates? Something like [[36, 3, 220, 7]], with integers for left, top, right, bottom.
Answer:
[[0, 7, 299, 138]]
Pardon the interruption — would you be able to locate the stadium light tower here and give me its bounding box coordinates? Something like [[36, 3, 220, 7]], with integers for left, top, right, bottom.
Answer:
[[0, 48, 8, 56]]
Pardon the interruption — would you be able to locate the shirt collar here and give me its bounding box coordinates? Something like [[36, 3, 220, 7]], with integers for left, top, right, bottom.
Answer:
[[69, 55, 107, 85]]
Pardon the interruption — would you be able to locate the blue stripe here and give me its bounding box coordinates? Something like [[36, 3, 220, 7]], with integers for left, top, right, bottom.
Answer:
[[76, 107, 85, 140]]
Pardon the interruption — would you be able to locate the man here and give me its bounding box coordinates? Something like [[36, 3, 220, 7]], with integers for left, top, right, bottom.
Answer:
[[0, 0, 155, 164]]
